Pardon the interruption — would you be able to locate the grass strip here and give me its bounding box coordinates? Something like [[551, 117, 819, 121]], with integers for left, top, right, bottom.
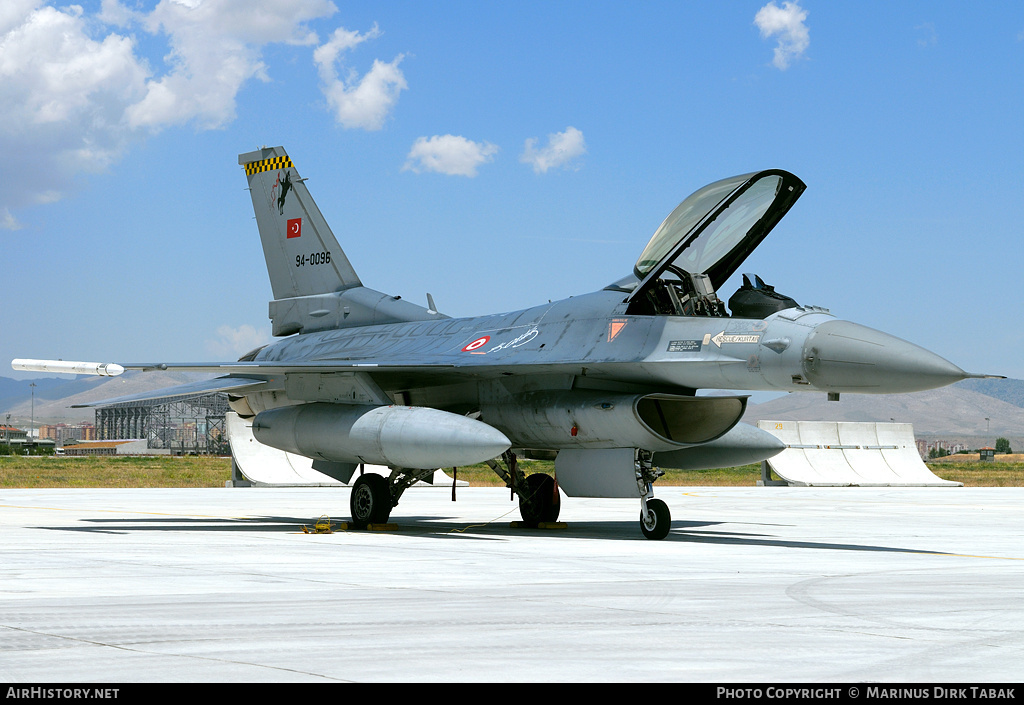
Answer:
[[2, 456, 1022, 488]]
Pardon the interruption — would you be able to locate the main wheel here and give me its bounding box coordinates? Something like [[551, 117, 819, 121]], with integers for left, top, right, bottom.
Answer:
[[640, 498, 671, 540], [518, 473, 560, 526], [349, 473, 392, 528]]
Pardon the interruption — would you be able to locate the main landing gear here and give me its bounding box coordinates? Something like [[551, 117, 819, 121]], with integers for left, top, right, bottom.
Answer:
[[487, 451, 561, 526], [489, 448, 671, 539], [347, 457, 561, 530], [348, 466, 436, 529], [349, 473, 391, 527], [349, 450, 671, 540], [519, 471, 561, 525]]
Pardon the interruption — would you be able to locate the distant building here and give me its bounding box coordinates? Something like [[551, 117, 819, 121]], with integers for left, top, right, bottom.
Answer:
[[2, 425, 27, 442], [4, 435, 55, 452], [38, 423, 96, 446], [95, 393, 228, 455], [979, 447, 996, 461], [61, 439, 170, 456], [923, 440, 969, 458]]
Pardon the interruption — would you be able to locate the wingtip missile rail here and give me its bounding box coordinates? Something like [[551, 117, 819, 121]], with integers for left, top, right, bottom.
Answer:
[[11, 359, 125, 377]]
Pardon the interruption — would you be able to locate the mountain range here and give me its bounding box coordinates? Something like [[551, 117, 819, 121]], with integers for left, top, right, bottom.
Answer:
[[743, 378, 1024, 442], [1, 372, 213, 425]]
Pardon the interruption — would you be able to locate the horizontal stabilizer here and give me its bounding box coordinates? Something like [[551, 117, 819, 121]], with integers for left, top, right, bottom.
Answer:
[[71, 376, 268, 408]]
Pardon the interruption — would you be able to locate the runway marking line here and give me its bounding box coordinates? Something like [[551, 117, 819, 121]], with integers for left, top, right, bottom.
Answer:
[[0, 503, 225, 518]]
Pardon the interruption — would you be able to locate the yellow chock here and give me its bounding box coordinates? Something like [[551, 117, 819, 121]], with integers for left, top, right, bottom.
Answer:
[[509, 521, 568, 530], [367, 523, 399, 531], [336, 522, 400, 531]]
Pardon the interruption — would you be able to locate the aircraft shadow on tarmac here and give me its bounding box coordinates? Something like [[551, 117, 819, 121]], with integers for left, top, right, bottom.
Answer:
[[39, 515, 948, 555]]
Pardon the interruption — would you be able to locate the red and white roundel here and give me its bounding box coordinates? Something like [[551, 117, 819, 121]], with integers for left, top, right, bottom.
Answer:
[[462, 336, 490, 352]]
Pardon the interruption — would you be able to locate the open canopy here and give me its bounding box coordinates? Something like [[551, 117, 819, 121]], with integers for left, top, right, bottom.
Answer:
[[633, 169, 805, 291]]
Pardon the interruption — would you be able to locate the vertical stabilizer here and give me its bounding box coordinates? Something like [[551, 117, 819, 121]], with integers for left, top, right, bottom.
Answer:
[[239, 146, 361, 299]]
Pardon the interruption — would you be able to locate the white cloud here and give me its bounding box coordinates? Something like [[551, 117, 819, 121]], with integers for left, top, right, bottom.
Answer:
[[314, 25, 407, 130], [754, 1, 809, 70], [915, 22, 938, 48], [1, 208, 22, 232], [0, 3, 149, 215], [205, 324, 270, 358], [126, 0, 337, 130], [403, 135, 499, 177], [0, 0, 42, 36], [520, 127, 586, 174], [0, 1, 408, 226]]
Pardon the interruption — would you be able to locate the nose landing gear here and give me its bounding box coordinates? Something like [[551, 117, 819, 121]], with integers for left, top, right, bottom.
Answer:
[[637, 450, 671, 540], [640, 497, 671, 540]]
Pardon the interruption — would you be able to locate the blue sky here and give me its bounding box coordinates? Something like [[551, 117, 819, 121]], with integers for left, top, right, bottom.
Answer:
[[3, 1, 1023, 383]]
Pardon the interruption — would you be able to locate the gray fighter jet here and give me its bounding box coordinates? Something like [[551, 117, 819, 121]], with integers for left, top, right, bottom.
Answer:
[[14, 147, 993, 539]]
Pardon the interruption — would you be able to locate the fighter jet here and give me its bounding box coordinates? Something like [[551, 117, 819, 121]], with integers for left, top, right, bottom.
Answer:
[[14, 147, 992, 539]]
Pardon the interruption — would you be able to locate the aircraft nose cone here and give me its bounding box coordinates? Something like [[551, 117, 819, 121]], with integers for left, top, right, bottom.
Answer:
[[802, 320, 968, 393]]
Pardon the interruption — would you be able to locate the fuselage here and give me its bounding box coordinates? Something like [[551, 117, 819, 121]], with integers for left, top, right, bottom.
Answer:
[[242, 286, 970, 422]]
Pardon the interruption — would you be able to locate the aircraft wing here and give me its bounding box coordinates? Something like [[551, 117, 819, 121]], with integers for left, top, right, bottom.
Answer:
[[12, 358, 467, 410], [116, 361, 458, 374], [68, 375, 270, 408]]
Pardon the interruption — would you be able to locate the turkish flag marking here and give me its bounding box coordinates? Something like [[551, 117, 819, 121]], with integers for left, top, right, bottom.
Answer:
[[287, 218, 302, 238], [462, 336, 490, 352]]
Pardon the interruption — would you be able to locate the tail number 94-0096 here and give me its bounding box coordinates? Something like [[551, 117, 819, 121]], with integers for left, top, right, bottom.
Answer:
[[296, 251, 331, 267]]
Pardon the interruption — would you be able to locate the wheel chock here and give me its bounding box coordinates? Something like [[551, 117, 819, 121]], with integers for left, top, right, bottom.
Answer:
[[508, 521, 567, 530], [336, 522, 400, 531]]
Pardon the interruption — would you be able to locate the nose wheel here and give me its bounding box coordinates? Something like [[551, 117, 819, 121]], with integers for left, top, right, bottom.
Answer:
[[640, 498, 671, 540], [635, 450, 670, 539]]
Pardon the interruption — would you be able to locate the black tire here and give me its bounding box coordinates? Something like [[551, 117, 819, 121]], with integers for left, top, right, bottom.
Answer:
[[640, 498, 671, 540], [518, 473, 560, 526], [349, 473, 392, 528]]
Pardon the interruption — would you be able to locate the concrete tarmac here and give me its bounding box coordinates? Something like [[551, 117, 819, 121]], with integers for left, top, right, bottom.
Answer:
[[1, 486, 1022, 683]]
